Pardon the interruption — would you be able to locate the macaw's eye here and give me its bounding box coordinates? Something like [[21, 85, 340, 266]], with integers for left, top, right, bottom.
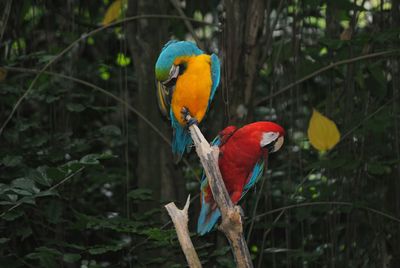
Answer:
[[178, 63, 186, 75], [266, 140, 276, 153]]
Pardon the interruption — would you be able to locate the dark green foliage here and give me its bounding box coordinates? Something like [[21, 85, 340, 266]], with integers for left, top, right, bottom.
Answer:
[[1, 0, 400, 267]]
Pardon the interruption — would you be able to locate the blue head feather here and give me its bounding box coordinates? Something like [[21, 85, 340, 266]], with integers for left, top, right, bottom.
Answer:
[[155, 40, 203, 81]]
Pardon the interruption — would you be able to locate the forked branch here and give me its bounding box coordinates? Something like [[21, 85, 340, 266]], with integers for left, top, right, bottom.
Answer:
[[165, 195, 202, 268]]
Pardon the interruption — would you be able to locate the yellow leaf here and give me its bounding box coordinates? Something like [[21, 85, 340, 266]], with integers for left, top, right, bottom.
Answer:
[[102, 0, 122, 26], [0, 67, 7, 81], [307, 109, 340, 152]]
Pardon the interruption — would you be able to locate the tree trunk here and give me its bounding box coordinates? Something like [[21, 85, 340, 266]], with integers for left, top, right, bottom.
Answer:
[[390, 0, 400, 266], [221, 0, 266, 124], [126, 0, 184, 212]]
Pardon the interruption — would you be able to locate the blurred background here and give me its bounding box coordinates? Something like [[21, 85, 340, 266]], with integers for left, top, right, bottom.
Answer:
[[0, 0, 399, 267]]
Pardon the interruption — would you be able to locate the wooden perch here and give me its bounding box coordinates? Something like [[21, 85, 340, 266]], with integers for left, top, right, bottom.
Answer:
[[165, 195, 202, 268], [183, 110, 254, 268]]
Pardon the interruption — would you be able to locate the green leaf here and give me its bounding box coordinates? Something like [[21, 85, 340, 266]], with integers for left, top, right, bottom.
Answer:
[[17, 196, 36, 205], [38, 55, 55, 63], [11, 188, 33, 196], [1, 209, 24, 221], [73, 212, 142, 233], [63, 253, 81, 263], [0, 238, 10, 244], [79, 152, 115, 165], [0, 183, 10, 194], [62, 160, 84, 173], [45, 95, 60, 103], [80, 154, 100, 165], [7, 194, 18, 202], [16, 119, 38, 132], [88, 244, 124, 255], [2, 155, 23, 167], [100, 125, 121, 136], [33, 190, 58, 198], [116, 53, 131, 67], [141, 228, 175, 246], [12, 178, 39, 193], [26, 247, 62, 268], [58, 242, 85, 251], [46, 167, 67, 181], [28, 168, 52, 186], [30, 135, 48, 147], [127, 188, 153, 201], [367, 163, 391, 175], [27, 247, 62, 257], [66, 103, 85, 112]]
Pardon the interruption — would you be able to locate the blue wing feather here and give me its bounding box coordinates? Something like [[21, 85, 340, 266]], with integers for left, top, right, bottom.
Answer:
[[210, 134, 222, 146], [197, 182, 221, 235], [241, 160, 265, 198], [197, 132, 223, 234], [209, 54, 220, 106]]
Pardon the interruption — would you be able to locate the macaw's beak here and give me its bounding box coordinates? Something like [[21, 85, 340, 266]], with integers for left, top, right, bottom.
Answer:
[[272, 136, 284, 153], [261, 132, 284, 154], [265, 136, 284, 153], [156, 65, 181, 118]]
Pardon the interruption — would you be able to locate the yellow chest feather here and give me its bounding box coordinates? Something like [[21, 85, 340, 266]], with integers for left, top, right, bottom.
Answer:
[[172, 54, 212, 125]]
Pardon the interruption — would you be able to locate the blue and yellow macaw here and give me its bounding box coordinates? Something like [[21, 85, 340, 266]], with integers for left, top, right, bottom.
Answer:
[[155, 40, 220, 160]]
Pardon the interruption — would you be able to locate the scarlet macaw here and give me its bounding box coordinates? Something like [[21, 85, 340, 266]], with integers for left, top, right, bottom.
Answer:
[[155, 40, 220, 161], [197, 121, 285, 235]]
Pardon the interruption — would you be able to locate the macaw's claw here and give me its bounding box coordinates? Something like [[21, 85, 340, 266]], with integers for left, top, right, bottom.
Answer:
[[181, 107, 198, 126], [181, 107, 190, 120], [187, 117, 198, 127]]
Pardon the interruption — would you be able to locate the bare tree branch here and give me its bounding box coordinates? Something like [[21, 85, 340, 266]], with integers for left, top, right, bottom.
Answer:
[[183, 111, 253, 268], [253, 201, 400, 224], [165, 195, 202, 268]]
